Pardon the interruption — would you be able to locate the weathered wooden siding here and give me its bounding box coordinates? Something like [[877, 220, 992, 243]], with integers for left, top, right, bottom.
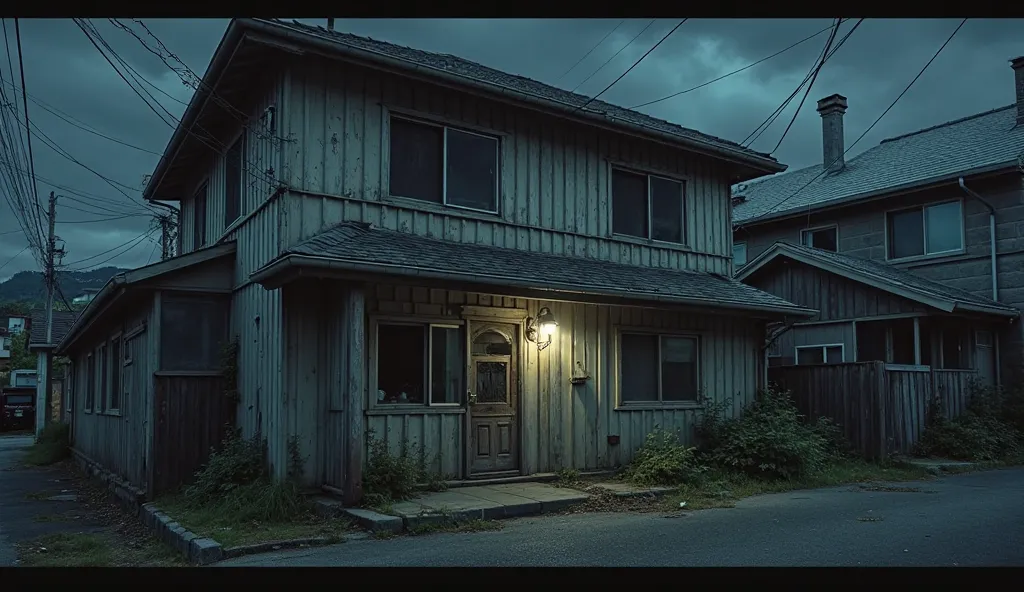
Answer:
[[276, 57, 734, 275], [768, 362, 977, 459], [68, 305, 152, 490], [773, 322, 856, 366], [746, 259, 928, 321]]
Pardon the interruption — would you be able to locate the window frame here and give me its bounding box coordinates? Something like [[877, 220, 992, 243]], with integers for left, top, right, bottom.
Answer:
[[84, 352, 95, 413], [800, 224, 839, 252], [610, 166, 688, 245], [733, 242, 747, 268], [96, 343, 107, 413], [794, 343, 845, 365], [614, 327, 702, 409], [368, 316, 467, 410], [193, 180, 208, 252], [107, 332, 122, 414], [884, 199, 965, 262], [223, 132, 245, 231], [386, 113, 502, 215]]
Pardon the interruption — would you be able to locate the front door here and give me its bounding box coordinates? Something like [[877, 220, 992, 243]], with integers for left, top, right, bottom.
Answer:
[[468, 324, 519, 475], [975, 330, 996, 386]]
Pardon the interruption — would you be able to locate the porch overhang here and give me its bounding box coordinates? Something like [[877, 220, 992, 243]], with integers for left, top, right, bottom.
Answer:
[[251, 224, 816, 320], [738, 242, 1020, 320]]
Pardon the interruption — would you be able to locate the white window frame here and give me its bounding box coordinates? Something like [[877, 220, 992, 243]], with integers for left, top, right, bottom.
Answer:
[[387, 114, 501, 215], [800, 224, 838, 251], [615, 328, 702, 408], [884, 199, 965, 261], [733, 242, 747, 267], [610, 167, 687, 245], [223, 132, 246, 231], [795, 343, 845, 365], [369, 317, 466, 409]]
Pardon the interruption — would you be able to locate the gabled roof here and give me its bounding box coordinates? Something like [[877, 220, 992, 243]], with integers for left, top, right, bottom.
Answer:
[[28, 310, 81, 350], [251, 222, 816, 318], [733, 105, 1024, 225], [144, 18, 785, 202], [738, 241, 1019, 318]]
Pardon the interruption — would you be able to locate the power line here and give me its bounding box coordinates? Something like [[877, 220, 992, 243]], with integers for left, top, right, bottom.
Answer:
[[570, 19, 657, 94], [60, 228, 155, 270], [575, 19, 688, 114], [58, 212, 150, 224], [14, 19, 38, 207], [555, 20, 626, 85], [736, 18, 969, 231], [629, 20, 845, 110], [0, 244, 29, 274]]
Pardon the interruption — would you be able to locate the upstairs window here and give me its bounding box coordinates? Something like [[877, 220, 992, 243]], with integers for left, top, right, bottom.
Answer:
[[801, 225, 837, 252], [612, 169, 685, 244], [224, 136, 244, 230], [733, 242, 747, 267], [389, 116, 499, 213], [887, 201, 962, 260], [193, 182, 208, 251], [795, 344, 844, 365]]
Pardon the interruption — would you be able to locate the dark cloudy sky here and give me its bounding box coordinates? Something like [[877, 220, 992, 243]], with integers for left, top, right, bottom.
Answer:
[[0, 18, 1021, 285]]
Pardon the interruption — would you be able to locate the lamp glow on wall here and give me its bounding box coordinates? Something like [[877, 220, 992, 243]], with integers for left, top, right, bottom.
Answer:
[[526, 307, 557, 351]]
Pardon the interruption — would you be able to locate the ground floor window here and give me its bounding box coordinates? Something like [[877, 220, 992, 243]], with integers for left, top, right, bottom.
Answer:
[[375, 322, 464, 406], [795, 344, 844, 365], [619, 332, 700, 404]]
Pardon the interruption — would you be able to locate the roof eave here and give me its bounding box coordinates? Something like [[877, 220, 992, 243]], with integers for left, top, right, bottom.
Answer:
[[252, 252, 816, 319], [56, 279, 127, 355], [734, 160, 1017, 228]]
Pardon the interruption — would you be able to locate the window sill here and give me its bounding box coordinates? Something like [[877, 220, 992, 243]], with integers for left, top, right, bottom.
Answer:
[[611, 233, 692, 253], [99, 410, 122, 417], [886, 249, 966, 267], [382, 195, 503, 221], [366, 406, 466, 416], [615, 402, 703, 412]]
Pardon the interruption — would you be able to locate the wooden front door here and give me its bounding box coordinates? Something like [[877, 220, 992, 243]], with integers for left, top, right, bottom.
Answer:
[[468, 324, 519, 475]]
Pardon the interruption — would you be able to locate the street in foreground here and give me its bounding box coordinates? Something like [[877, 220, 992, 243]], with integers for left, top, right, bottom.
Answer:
[[220, 467, 1024, 567]]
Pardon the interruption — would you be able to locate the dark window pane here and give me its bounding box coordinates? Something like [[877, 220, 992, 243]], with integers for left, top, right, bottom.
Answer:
[[446, 129, 498, 211], [650, 176, 684, 243], [377, 324, 426, 404], [98, 345, 107, 411], [942, 328, 967, 369], [389, 118, 443, 204], [857, 320, 888, 362], [888, 209, 924, 259], [825, 346, 844, 364], [476, 361, 508, 403], [891, 318, 916, 364], [612, 170, 648, 238], [110, 337, 121, 409], [661, 336, 698, 401], [918, 319, 932, 366], [925, 201, 962, 254], [472, 330, 511, 356], [86, 355, 95, 410], [430, 326, 463, 404], [805, 227, 837, 251], [797, 347, 824, 365], [193, 184, 207, 251], [160, 295, 228, 371], [620, 333, 658, 402], [224, 137, 243, 229]]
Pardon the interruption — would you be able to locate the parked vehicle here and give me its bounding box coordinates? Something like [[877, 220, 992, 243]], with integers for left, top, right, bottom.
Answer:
[[1, 387, 35, 432]]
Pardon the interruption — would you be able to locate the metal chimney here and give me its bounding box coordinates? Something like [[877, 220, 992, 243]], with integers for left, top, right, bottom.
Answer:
[[327, 18, 335, 31]]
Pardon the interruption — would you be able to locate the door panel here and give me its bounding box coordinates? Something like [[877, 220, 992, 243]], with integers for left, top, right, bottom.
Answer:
[[975, 330, 995, 386], [468, 324, 519, 475]]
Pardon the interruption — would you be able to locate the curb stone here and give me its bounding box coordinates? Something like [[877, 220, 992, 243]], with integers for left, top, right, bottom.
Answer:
[[220, 532, 368, 560]]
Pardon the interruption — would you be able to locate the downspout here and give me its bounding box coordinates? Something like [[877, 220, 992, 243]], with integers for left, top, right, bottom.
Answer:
[[957, 177, 1002, 386]]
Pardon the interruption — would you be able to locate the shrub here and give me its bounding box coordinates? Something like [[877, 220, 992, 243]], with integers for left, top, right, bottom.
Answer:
[[624, 428, 706, 487], [697, 387, 835, 480], [914, 387, 1022, 463], [184, 428, 266, 506], [23, 422, 70, 466], [362, 434, 447, 508]]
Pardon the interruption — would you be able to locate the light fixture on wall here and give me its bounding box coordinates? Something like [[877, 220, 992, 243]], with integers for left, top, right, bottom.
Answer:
[[526, 307, 557, 351]]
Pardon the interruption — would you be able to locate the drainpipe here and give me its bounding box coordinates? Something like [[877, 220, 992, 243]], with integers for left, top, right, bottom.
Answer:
[[958, 177, 1003, 386]]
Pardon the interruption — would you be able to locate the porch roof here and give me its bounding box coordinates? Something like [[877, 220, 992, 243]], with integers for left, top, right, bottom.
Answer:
[[737, 241, 1020, 318], [250, 222, 816, 318]]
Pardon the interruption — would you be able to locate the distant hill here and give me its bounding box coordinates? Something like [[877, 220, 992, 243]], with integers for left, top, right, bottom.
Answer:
[[0, 266, 126, 305]]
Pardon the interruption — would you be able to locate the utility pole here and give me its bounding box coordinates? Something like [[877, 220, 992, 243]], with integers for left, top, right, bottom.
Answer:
[[37, 191, 58, 437], [159, 215, 170, 260]]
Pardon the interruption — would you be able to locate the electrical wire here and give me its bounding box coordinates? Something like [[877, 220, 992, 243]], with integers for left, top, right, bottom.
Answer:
[[555, 20, 626, 85], [629, 20, 846, 110], [0, 244, 29, 274], [770, 20, 842, 154], [570, 19, 657, 94], [60, 228, 156, 270], [736, 18, 969, 230]]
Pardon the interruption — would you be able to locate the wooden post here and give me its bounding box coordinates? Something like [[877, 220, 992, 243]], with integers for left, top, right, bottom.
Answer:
[[343, 285, 366, 505]]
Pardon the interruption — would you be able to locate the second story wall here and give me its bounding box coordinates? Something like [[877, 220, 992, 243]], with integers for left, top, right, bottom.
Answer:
[[734, 172, 1024, 305], [276, 56, 738, 275]]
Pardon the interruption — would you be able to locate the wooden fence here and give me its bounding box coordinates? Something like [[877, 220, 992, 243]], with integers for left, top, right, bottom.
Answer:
[[152, 374, 236, 496], [768, 362, 976, 460]]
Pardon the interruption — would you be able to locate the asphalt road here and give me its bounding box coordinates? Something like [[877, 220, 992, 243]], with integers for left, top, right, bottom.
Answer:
[[220, 467, 1024, 567]]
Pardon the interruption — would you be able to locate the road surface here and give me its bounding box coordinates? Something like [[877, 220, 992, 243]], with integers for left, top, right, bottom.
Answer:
[[220, 467, 1024, 567]]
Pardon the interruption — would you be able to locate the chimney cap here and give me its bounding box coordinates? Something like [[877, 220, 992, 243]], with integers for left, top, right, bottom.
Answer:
[[1011, 56, 1024, 69], [816, 94, 848, 114]]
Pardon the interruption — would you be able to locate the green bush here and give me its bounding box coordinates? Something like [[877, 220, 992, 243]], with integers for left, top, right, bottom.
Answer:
[[624, 428, 707, 487], [184, 428, 266, 505], [23, 422, 70, 466], [915, 386, 1022, 463], [362, 434, 446, 508], [697, 387, 835, 480]]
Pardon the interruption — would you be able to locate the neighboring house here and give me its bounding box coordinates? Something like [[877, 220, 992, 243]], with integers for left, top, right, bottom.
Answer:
[[56, 18, 812, 503], [72, 289, 100, 306], [732, 56, 1024, 383], [0, 314, 30, 371], [28, 309, 80, 433]]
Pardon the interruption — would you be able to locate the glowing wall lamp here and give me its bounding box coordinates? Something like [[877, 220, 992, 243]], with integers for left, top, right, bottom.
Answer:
[[526, 307, 558, 351]]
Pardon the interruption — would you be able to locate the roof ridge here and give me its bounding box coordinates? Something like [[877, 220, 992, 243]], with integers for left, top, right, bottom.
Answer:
[[880, 104, 1015, 144]]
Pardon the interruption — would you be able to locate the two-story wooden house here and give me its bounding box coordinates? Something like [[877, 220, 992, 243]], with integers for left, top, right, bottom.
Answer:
[[733, 56, 1024, 387], [56, 18, 813, 504]]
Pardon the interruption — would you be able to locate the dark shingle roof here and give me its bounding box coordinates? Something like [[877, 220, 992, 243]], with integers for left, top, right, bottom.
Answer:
[[258, 19, 779, 169], [746, 242, 1018, 316], [733, 105, 1024, 224], [29, 309, 81, 347], [279, 222, 812, 315]]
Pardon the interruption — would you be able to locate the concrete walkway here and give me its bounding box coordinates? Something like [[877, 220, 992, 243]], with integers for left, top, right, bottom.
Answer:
[[391, 482, 589, 527]]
